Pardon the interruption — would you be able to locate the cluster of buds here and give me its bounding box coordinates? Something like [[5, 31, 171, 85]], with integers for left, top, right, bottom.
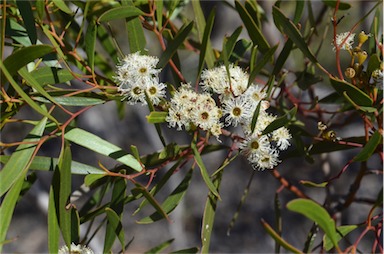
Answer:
[[115, 54, 292, 170], [334, 31, 383, 88]]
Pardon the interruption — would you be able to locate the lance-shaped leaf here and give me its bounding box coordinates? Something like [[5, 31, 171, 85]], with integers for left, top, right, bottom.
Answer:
[[52, 0, 72, 14], [272, 6, 317, 64], [65, 128, 142, 171], [235, 0, 270, 54], [0, 117, 47, 197], [137, 168, 193, 224], [48, 180, 60, 254], [353, 131, 382, 162], [219, 26, 243, 62], [0, 155, 104, 175], [261, 219, 303, 254], [329, 77, 372, 107], [34, 96, 105, 106], [0, 163, 31, 253], [29, 67, 73, 86], [85, 20, 97, 71], [146, 111, 168, 124], [58, 142, 73, 247], [322, 0, 351, 10], [16, 1, 37, 44], [157, 22, 194, 69], [192, 0, 215, 68], [287, 199, 339, 249], [104, 176, 126, 253], [197, 8, 216, 79], [191, 142, 220, 200], [323, 225, 358, 251], [248, 45, 278, 86], [97, 6, 144, 23], [145, 239, 174, 254], [2, 44, 54, 77], [121, 0, 146, 53]]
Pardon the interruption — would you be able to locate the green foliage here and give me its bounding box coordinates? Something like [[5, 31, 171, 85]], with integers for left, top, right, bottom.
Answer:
[[1, 1, 382, 253]]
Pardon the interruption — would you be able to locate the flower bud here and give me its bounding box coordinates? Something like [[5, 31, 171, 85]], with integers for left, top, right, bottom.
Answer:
[[357, 51, 368, 65], [345, 67, 356, 78], [358, 31, 370, 46]]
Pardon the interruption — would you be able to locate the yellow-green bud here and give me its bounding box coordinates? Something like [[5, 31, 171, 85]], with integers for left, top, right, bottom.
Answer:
[[357, 51, 368, 65], [345, 67, 356, 78], [358, 31, 370, 46]]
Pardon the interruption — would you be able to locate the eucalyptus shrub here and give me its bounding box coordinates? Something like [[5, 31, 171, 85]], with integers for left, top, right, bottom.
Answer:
[[0, 0, 383, 253]]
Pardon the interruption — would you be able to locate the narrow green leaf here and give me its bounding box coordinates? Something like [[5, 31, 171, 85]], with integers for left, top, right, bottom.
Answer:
[[323, 225, 358, 251], [322, 0, 351, 10], [197, 8, 216, 79], [133, 160, 182, 215], [2, 44, 54, 77], [16, 1, 37, 44], [146, 111, 168, 124], [105, 208, 125, 253], [261, 219, 303, 254], [287, 199, 339, 249], [367, 53, 381, 78], [0, 168, 28, 253], [156, 0, 163, 30], [157, 22, 194, 69], [84, 174, 106, 187], [191, 142, 220, 200], [250, 101, 262, 133], [145, 239, 174, 254], [191, 0, 215, 68], [48, 182, 60, 254], [272, 6, 317, 63], [300, 180, 328, 188], [29, 67, 73, 86], [70, 208, 80, 243], [170, 247, 199, 254], [58, 142, 72, 247], [248, 45, 278, 86], [329, 77, 372, 107], [138, 168, 193, 224], [273, 39, 293, 75], [219, 26, 243, 62], [201, 167, 224, 253], [52, 0, 73, 14], [262, 106, 297, 135], [97, 6, 143, 23], [293, 0, 305, 24], [19, 68, 58, 105], [1, 60, 59, 125], [0, 117, 47, 197], [122, 0, 146, 53], [235, 0, 270, 54], [34, 96, 105, 106], [65, 128, 142, 171], [133, 185, 170, 222], [0, 155, 104, 175], [85, 21, 97, 71], [353, 131, 382, 162], [104, 177, 126, 253]]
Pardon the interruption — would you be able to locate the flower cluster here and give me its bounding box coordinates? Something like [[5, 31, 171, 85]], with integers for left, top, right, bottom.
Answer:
[[58, 243, 94, 254], [199, 65, 291, 170], [114, 52, 166, 105], [115, 54, 292, 170]]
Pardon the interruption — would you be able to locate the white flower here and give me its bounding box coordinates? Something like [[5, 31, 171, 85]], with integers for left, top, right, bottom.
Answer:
[[222, 96, 253, 127], [115, 53, 166, 105], [244, 85, 267, 108], [192, 93, 221, 131], [272, 127, 292, 150], [239, 134, 272, 167], [226, 65, 248, 97], [372, 69, 383, 87], [146, 82, 166, 105], [254, 148, 281, 170], [200, 67, 227, 94], [333, 32, 355, 51], [58, 243, 94, 254]]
